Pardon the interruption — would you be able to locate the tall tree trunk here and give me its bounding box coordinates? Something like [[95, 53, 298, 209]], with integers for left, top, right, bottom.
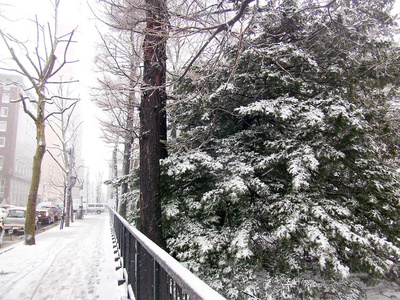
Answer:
[[65, 186, 72, 227], [139, 1, 168, 296], [64, 148, 76, 227], [139, 0, 167, 247], [120, 48, 138, 218], [25, 100, 46, 245]]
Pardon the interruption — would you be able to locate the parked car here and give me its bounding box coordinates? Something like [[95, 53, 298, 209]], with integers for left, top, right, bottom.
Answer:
[[0, 207, 7, 222], [87, 203, 105, 214], [37, 205, 61, 221], [3, 207, 39, 234], [36, 208, 55, 225]]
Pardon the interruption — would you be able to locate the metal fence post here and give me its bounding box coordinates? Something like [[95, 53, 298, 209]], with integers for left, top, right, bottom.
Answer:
[[137, 244, 155, 299]]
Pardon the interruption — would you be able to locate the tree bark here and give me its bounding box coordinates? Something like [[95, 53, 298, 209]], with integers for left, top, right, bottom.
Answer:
[[25, 99, 46, 245], [139, 0, 168, 248], [120, 53, 138, 218]]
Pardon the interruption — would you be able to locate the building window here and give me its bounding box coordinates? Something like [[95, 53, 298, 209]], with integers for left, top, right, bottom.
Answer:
[[0, 137, 5, 147], [0, 107, 8, 117], [0, 156, 3, 170], [2, 93, 10, 103], [0, 121, 7, 132]]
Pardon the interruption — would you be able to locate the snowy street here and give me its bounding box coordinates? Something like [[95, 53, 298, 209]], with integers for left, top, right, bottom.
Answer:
[[0, 213, 120, 300]]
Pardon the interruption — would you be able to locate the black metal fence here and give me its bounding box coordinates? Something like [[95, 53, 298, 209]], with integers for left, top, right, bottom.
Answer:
[[110, 209, 226, 300]]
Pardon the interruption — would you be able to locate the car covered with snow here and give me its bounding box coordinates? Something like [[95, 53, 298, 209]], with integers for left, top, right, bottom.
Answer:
[[3, 207, 38, 233]]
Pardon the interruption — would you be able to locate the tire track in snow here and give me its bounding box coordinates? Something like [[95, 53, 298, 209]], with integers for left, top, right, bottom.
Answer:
[[0, 232, 69, 299], [28, 226, 92, 300]]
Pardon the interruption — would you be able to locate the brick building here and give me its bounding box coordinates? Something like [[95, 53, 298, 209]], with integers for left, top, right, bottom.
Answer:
[[0, 73, 36, 206]]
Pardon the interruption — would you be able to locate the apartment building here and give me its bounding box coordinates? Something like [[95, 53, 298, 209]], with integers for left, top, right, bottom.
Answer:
[[0, 74, 36, 206]]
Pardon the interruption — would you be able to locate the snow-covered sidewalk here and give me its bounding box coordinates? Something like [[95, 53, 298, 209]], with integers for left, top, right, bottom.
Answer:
[[0, 213, 120, 300]]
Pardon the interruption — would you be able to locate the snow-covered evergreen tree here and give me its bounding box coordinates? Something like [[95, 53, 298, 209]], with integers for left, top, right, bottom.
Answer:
[[162, 0, 400, 298]]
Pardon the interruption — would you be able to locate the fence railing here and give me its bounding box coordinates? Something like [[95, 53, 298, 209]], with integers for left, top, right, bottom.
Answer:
[[110, 209, 226, 300]]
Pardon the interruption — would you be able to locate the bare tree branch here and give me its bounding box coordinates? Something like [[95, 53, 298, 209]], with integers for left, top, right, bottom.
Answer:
[[17, 93, 37, 121], [45, 99, 78, 121], [0, 30, 39, 92], [178, 0, 256, 80], [50, 29, 77, 78], [46, 149, 67, 174]]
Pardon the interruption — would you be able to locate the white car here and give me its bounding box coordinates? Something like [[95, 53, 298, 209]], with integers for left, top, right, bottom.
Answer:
[[3, 207, 38, 233]]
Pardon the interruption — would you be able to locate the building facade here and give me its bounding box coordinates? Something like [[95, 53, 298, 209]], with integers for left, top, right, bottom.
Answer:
[[0, 74, 36, 206]]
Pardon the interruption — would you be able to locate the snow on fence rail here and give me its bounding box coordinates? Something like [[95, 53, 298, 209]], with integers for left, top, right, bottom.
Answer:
[[110, 209, 226, 300]]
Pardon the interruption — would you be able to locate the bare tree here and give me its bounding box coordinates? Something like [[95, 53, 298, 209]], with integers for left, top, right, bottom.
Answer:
[[93, 0, 143, 217], [0, 0, 77, 245], [46, 82, 80, 228]]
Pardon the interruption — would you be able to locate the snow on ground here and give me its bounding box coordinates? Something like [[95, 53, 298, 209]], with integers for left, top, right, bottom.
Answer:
[[0, 213, 121, 300], [1, 212, 399, 300]]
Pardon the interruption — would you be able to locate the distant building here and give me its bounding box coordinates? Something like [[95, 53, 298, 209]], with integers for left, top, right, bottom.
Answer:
[[0, 74, 36, 206]]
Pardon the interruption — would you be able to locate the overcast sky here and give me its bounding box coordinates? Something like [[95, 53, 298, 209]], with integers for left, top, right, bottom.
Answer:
[[0, 0, 111, 184]]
